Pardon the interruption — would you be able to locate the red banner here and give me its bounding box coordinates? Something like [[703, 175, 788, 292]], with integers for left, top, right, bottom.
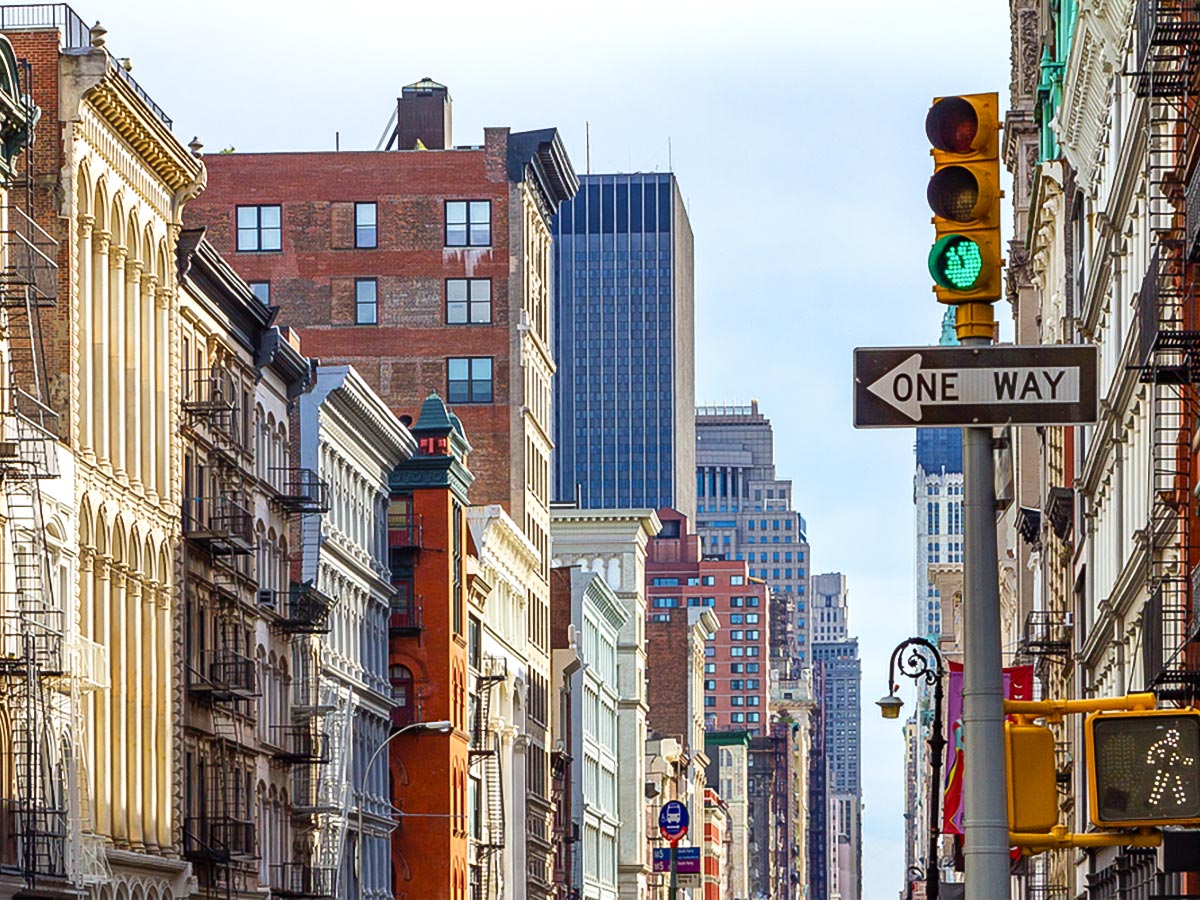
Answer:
[[941, 662, 1033, 835]]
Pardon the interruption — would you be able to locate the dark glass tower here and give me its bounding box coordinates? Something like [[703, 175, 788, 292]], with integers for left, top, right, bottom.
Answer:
[[552, 173, 696, 519]]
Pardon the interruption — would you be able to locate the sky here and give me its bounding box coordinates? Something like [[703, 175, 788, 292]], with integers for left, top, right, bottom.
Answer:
[[69, 0, 1012, 894]]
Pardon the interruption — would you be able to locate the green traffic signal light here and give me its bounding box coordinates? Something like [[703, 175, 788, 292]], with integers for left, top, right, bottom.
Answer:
[[928, 234, 983, 291]]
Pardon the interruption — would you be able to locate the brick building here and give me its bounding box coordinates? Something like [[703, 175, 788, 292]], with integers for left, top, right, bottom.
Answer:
[[185, 81, 578, 899], [388, 394, 472, 900], [645, 509, 770, 734]]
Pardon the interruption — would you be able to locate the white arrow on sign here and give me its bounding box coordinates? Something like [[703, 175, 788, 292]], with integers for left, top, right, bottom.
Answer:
[[866, 353, 1081, 423]]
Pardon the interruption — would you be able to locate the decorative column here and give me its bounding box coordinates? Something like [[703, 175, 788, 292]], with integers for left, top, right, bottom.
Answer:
[[108, 244, 127, 476], [92, 231, 110, 466], [156, 287, 171, 496], [94, 555, 111, 838], [157, 584, 172, 851], [77, 215, 94, 455], [109, 563, 127, 845], [126, 573, 144, 848], [141, 273, 156, 499], [125, 260, 142, 489], [142, 574, 157, 853], [79, 547, 96, 832]]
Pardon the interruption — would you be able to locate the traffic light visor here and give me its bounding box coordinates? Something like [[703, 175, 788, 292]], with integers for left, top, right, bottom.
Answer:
[[1091, 712, 1200, 825], [926, 97, 981, 154], [929, 234, 984, 290]]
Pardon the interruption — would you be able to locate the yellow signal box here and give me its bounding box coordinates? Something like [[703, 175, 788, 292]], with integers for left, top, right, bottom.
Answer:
[[1005, 721, 1058, 834], [925, 93, 1003, 308], [1085, 708, 1200, 828]]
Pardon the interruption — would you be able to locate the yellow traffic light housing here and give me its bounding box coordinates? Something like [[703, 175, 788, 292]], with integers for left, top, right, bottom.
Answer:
[[1005, 721, 1058, 834], [1085, 708, 1200, 828], [926, 93, 1003, 306]]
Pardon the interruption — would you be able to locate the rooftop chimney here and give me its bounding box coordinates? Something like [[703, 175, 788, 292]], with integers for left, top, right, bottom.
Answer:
[[392, 77, 451, 151]]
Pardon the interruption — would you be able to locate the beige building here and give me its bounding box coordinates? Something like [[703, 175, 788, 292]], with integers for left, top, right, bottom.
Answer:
[[466, 503, 542, 900], [550, 507, 660, 900], [2, 10, 205, 898]]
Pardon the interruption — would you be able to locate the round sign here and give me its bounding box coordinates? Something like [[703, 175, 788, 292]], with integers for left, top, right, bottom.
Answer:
[[658, 800, 689, 843]]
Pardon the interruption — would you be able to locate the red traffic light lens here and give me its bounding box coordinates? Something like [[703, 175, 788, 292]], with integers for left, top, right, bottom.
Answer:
[[926, 97, 979, 154], [928, 166, 981, 221]]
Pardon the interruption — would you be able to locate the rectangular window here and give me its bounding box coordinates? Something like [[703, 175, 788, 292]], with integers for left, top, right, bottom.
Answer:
[[730, 575, 745, 585], [701, 575, 715, 586], [731, 664, 743, 674], [236, 205, 282, 252], [355, 278, 378, 324], [248, 281, 270, 305], [746, 663, 759, 673], [447, 278, 492, 324], [732, 713, 744, 723], [355, 202, 377, 248], [448, 358, 493, 403], [446, 200, 491, 246], [652, 577, 679, 587]]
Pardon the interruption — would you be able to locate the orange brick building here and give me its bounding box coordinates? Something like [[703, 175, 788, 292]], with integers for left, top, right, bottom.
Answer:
[[387, 394, 473, 900]]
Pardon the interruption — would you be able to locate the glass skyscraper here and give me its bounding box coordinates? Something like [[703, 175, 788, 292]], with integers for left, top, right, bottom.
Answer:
[[552, 173, 696, 519]]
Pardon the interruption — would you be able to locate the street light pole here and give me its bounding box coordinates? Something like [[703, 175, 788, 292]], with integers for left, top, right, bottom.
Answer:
[[355, 719, 453, 900], [878, 636, 946, 900]]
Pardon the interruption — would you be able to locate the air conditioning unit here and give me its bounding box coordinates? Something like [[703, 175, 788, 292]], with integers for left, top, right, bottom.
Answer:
[[0, 441, 19, 460], [257, 589, 275, 608], [1064, 611, 1074, 627]]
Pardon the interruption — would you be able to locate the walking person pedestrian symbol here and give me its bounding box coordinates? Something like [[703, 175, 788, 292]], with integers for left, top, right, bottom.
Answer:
[[1146, 725, 1196, 807]]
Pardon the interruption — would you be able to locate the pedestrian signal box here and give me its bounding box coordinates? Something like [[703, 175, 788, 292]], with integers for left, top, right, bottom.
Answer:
[[1085, 708, 1200, 828]]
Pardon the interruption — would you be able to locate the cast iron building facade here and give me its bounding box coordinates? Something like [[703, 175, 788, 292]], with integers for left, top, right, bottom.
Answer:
[[551, 173, 696, 521]]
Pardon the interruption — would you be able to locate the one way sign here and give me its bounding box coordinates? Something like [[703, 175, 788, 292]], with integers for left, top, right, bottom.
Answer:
[[854, 345, 1098, 428]]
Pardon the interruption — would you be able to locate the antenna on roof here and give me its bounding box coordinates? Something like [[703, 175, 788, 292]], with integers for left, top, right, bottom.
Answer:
[[376, 103, 399, 151], [586, 121, 591, 175]]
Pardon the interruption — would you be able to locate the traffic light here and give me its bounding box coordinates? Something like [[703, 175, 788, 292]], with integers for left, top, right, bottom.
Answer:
[[925, 93, 1003, 306], [1085, 708, 1200, 828], [1005, 721, 1058, 834]]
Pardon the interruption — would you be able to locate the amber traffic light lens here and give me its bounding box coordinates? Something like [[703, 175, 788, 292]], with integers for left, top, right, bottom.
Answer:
[[926, 97, 979, 154], [928, 166, 981, 221]]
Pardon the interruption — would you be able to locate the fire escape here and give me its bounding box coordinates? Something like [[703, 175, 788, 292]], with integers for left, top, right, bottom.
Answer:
[[181, 361, 259, 900], [269, 465, 335, 900], [0, 50, 107, 891], [1133, 0, 1200, 702], [469, 655, 506, 900]]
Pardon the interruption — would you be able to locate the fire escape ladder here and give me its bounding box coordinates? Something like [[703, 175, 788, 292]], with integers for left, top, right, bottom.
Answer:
[[1132, 0, 1200, 702], [470, 656, 506, 900], [0, 103, 68, 884], [312, 681, 353, 894]]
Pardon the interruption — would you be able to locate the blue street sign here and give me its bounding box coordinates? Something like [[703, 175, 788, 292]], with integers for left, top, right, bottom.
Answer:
[[658, 800, 689, 840]]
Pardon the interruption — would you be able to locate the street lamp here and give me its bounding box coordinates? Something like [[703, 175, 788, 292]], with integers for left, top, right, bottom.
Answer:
[[878, 637, 946, 900], [905, 864, 925, 900], [355, 719, 454, 900]]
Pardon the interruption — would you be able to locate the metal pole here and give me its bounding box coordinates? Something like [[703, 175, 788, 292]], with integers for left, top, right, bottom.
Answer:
[[961, 330, 1010, 897], [668, 842, 678, 900]]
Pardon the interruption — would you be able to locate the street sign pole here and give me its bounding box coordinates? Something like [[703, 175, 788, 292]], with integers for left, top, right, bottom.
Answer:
[[960, 332, 1011, 898], [669, 842, 678, 900]]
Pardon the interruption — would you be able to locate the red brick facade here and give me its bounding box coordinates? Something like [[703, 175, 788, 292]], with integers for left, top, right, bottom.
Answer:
[[647, 508, 771, 735], [186, 131, 550, 516]]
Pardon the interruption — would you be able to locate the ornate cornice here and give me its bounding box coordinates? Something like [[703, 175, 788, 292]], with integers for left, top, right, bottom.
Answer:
[[82, 72, 204, 197]]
